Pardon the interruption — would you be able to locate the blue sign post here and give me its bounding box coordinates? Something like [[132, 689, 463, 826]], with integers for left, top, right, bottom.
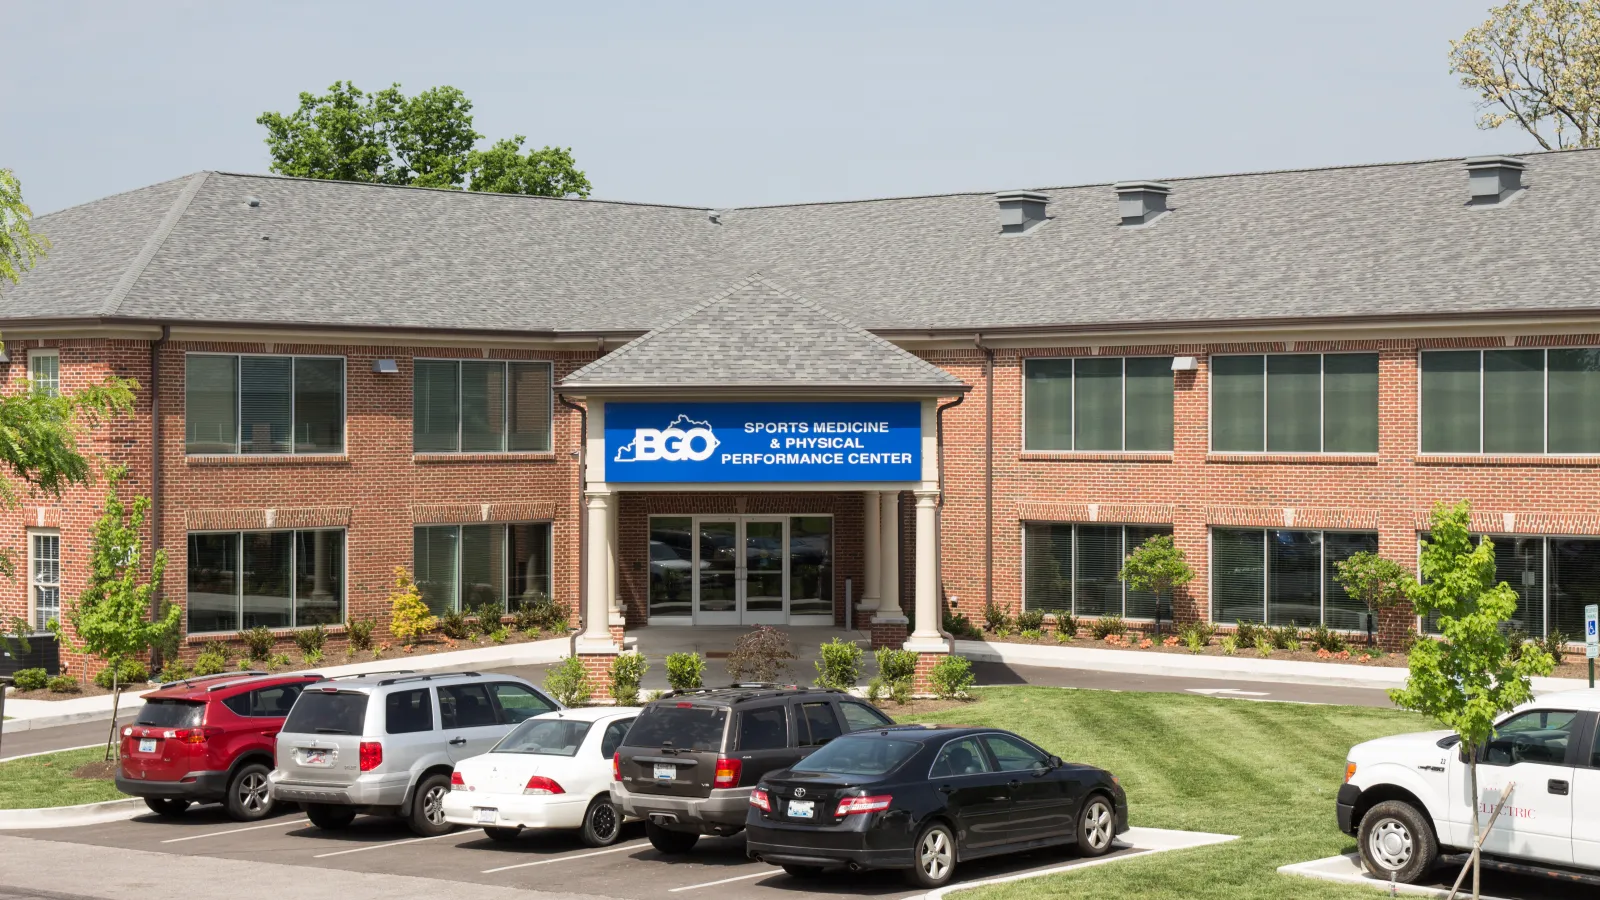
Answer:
[[1586, 603, 1598, 689], [604, 401, 921, 483]]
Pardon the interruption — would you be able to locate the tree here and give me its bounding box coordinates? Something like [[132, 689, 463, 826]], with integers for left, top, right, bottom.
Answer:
[[1389, 501, 1554, 900], [1333, 551, 1413, 645], [1118, 534, 1195, 639], [63, 469, 178, 759], [1, 168, 50, 287], [1450, 0, 1600, 149], [258, 82, 590, 197]]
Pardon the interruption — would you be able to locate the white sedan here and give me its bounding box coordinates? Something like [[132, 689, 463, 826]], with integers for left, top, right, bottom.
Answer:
[[443, 707, 638, 846]]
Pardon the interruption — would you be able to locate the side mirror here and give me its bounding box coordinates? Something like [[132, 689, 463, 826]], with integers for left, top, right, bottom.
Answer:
[[1048, 755, 1063, 769]]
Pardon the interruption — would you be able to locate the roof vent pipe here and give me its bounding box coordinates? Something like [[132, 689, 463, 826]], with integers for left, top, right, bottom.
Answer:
[[1114, 181, 1171, 227], [995, 191, 1049, 235], [1465, 155, 1526, 206]]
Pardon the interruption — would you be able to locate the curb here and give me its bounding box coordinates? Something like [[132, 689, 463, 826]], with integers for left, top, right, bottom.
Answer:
[[2, 705, 145, 733], [1277, 854, 1515, 899], [0, 797, 143, 830]]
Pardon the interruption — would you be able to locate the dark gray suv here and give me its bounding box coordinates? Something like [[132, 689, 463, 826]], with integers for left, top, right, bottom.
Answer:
[[610, 685, 895, 853]]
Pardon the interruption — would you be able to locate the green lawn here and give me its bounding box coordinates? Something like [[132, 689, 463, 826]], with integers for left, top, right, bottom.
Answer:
[[894, 686, 1427, 900], [0, 746, 126, 810]]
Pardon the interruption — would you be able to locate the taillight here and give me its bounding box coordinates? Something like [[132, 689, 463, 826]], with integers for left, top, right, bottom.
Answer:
[[749, 788, 770, 812], [122, 727, 132, 738], [359, 741, 383, 772], [713, 757, 742, 789], [835, 794, 892, 817], [450, 771, 466, 790], [612, 751, 621, 782], [1344, 762, 1358, 784], [174, 727, 223, 744], [523, 776, 565, 796]]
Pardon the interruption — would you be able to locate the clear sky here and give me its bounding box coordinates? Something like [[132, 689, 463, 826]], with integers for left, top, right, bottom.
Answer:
[[1, 0, 1540, 214]]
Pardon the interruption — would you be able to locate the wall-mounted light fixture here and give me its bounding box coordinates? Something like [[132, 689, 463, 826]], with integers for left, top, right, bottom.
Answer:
[[372, 359, 399, 374], [1171, 356, 1198, 372]]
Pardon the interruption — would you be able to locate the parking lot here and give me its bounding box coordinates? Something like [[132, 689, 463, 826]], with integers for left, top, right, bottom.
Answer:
[[4, 804, 1167, 900]]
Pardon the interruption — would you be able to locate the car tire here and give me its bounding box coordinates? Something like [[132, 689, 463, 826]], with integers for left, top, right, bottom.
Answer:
[[143, 798, 190, 817], [407, 773, 455, 837], [903, 821, 957, 889], [483, 827, 520, 842], [225, 762, 274, 822], [1076, 793, 1116, 858], [580, 795, 624, 847], [303, 803, 357, 830], [1357, 800, 1438, 885], [782, 864, 826, 879], [645, 821, 700, 854]]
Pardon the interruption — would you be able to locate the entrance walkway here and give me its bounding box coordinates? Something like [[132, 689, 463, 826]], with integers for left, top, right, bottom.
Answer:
[[627, 625, 874, 691]]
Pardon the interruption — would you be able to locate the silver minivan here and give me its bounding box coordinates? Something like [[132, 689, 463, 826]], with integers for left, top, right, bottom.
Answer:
[[269, 670, 560, 835]]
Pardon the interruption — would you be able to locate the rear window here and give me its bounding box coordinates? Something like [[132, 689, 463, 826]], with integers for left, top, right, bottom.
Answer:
[[283, 691, 369, 735], [626, 706, 728, 752], [791, 736, 921, 777], [136, 699, 204, 728], [495, 718, 593, 756]]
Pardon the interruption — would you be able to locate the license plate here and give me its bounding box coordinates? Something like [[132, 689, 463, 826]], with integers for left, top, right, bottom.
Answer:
[[654, 763, 676, 782], [788, 799, 814, 819], [475, 808, 498, 824], [138, 738, 156, 754], [300, 749, 332, 767]]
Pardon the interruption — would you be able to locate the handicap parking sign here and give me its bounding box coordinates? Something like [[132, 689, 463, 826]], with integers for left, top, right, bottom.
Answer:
[[1587, 604, 1599, 659]]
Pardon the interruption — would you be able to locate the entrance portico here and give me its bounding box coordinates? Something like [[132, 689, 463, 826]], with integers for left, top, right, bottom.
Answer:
[[556, 273, 969, 697]]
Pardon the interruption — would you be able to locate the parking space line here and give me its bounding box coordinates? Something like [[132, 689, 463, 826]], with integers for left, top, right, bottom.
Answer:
[[160, 818, 309, 843], [668, 870, 771, 892], [480, 841, 643, 873], [312, 832, 457, 858]]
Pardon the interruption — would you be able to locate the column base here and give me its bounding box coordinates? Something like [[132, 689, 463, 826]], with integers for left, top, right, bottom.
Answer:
[[577, 652, 615, 702], [911, 650, 950, 696], [869, 616, 909, 650]]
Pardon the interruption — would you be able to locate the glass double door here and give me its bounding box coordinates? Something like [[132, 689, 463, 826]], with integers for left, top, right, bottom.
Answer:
[[696, 517, 788, 625]]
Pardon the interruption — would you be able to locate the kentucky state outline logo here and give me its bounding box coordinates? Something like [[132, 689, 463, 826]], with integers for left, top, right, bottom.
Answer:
[[614, 414, 720, 462]]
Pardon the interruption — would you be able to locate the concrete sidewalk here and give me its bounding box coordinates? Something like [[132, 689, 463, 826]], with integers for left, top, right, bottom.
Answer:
[[2, 635, 569, 733]]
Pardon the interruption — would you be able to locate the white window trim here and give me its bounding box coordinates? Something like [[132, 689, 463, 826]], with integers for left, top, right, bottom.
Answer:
[[184, 352, 348, 457], [27, 528, 61, 635], [412, 358, 555, 455], [1416, 346, 1600, 457], [1207, 351, 1380, 455], [1020, 521, 1174, 621], [27, 349, 60, 398], [184, 528, 348, 634], [1020, 355, 1176, 454]]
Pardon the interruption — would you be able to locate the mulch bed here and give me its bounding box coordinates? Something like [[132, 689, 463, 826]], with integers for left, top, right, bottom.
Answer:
[[70, 759, 118, 780], [873, 697, 982, 718], [7, 683, 123, 701]]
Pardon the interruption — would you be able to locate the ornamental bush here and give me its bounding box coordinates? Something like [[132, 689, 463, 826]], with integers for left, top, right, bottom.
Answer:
[[814, 638, 864, 690], [1015, 609, 1046, 633], [1090, 615, 1126, 640], [11, 667, 48, 691], [292, 624, 328, 656], [192, 650, 227, 676], [438, 609, 471, 640], [928, 655, 975, 700], [238, 626, 276, 660], [93, 658, 147, 689], [726, 626, 796, 683], [345, 617, 377, 651], [47, 674, 80, 693], [665, 652, 706, 691], [388, 567, 437, 646], [609, 652, 648, 706], [545, 656, 591, 707]]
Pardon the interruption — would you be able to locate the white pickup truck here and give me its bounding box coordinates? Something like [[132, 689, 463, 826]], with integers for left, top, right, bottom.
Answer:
[[1339, 690, 1600, 886]]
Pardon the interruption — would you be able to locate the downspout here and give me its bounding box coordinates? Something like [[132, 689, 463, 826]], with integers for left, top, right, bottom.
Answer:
[[149, 325, 170, 666], [935, 392, 965, 639], [975, 334, 995, 618], [557, 393, 587, 637]]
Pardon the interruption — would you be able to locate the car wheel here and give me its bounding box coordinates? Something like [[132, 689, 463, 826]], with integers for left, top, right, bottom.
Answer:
[[580, 795, 624, 847], [645, 821, 700, 854], [1076, 793, 1116, 857], [1357, 800, 1437, 884], [903, 821, 957, 889], [782, 864, 826, 879], [303, 804, 356, 830], [483, 827, 520, 842], [407, 773, 455, 837], [143, 798, 190, 817], [225, 763, 274, 821]]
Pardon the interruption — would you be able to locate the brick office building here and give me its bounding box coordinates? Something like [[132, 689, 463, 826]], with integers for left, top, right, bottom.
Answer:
[[4, 150, 1599, 682]]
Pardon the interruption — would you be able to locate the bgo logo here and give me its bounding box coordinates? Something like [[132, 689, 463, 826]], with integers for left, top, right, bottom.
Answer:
[[614, 414, 720, 463]]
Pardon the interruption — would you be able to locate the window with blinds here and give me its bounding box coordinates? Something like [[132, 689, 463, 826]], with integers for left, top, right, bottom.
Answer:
[[1210, 353, 1378, 453], [1420, 533, 1596, 639], [1210, 528, 1377, 627], [29, 531, 60, 633], [1023, 357, 1174, 452], [28, 350, 60, 398], [184, 354, 345, 454], [185, 529, 345, 633], [1022, 523, 1175, 618], [413, 522, 552, 616], [1421, 349, 1600, 454], [412, 360, 551, 453]]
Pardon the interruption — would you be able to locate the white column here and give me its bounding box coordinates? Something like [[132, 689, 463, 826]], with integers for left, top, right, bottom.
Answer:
[[906, 490, 946, 649], [876, 491, 904, 622], [608, 494, 624, 624], [576, 490, 618, 653], [861, 491, 881, 615]]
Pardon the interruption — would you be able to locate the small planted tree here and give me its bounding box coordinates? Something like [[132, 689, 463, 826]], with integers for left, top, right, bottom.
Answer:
[[387, 566, 436, 646], [1118, 534, 1195, 640], [1334, 551, 1413, 646], [1390, 501, 1554, 900]]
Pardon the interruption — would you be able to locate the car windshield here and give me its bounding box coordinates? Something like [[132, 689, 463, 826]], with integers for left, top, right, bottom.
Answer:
[[625, 706, 727, 752], [494, 718, 593, 756], [790, 736, 920, 777], [283, 691, 368, 735], [136, 699, 204, 728]]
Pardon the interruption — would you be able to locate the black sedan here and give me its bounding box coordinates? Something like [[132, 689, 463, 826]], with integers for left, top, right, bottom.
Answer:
[[745, 724, 1128, 888]]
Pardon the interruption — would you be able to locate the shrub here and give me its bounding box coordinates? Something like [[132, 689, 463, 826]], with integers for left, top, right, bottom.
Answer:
[[470, 602, 504, 636], [201, 640, 230, 662], [545, 656, 591, 707], [1015, 609, 1046, 632], [291, 624, 328, 657], [238, 626, 276, 660], [928, 655, 975, 699], [47, 674, 80, 693], [1270, 623, 1303, 651], [192, 650, 226, 676], [983, 602, 1012, 634], [642, 689, 665, 703], [665, 652, 706, 691], [160, 660, 193, 682], [1178, 621, 1216, 651], [814, 638, 864, 690], [1537, 629, 1570, 666], [346, 617, 377, 652], [515, 593, 570, 633], [1308, 623, 1348, 654], [1020, 629, 1044, 640], [1219, 635, 1239, 656], [302, 648, 324, 666], [11, 667, 48, 691], [510, 603, 543, 635], [1055, 629, 1074, 645], [942, 610, 981, 639], [727, 626, 796, 682], [1233, 621, 1264, 649], [1090, 615, 1126, 640], [388, 566, 437, 646], [872, 647, 918, 703], [489, 627, 509, 644], [435, 609, 469, 640], [268, 652, 293, 670], [1254, 634, 1275, 657], [1053, 614, 1080, 640], [93, 658, 148, 689], [609, 652, 648, 706]]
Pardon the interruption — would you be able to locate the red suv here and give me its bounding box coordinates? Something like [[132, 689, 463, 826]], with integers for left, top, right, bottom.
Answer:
[[117, 672, 322, 821]]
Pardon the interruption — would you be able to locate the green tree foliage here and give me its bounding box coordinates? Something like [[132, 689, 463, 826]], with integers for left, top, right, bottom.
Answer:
[[1451, 0, 1600, 149], [258, 82, 590, 197], [1, 168, 50, 287], [1334, 550, 1413, 638], [1118, 533, 1195, 614]]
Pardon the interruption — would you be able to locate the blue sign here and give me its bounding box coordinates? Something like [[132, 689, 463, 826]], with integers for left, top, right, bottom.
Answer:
[[605, 402, 921, 483]]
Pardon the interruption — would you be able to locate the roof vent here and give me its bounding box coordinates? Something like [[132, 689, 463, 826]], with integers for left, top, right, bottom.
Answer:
[[1465, 156, 1525, 206], [1114, 182, 1171, 227], [995, 191, 1049, 235]]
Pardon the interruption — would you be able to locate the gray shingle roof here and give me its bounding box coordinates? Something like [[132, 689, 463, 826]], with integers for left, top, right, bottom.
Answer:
[[5, 149, 1600, 335], [560, 273, 966, 393]]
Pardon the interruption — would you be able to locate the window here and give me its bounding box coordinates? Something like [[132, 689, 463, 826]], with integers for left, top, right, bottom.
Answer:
[[789, 516, 833, 617], [649, 518, 694, 617], [185, 529, 345, 634], [385, 689, 435, 734], [284, 691, 367, 735], [184, 354, 344, 454], [1482, 709, 1577, 767], [28, 531, 60, 634], [791, 736, 922, 777], [27, 350, 59, 397], [413, 522, 551, 616], [600, 719, 635, 758], [136, 700, 204, 728], [1023, 357, 1174, 451], [489, 682, 555, 724], [439, 684, 498, 728], [496, 718, 591, 755], [624, 706, 726, 752], [1211, 528, 1378, 627], [1211, 353, 1378, 453], [839, 701, 894, 732], [413, 359, 551, 453], [930, 737, 991, 778], [1023, 523, 1173, 618], [1421, 348, 1600, 454], [984, 734, 1047, 772], [1423, 534, 1600, 639], [224, 684, 306, 718], [797, 702, 842, 747], [737, 707, 789, 751]]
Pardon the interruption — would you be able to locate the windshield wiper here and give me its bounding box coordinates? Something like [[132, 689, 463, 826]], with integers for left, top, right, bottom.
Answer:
[[314, 727, 352, 734]]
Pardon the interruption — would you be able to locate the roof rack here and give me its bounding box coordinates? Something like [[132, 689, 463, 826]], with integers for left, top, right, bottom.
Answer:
[[203, 672, 315, 692], [321, 670, 416, 681], [168, 671, 266, 690], [660, 683, 839, 702], [376, 671, 481, 687]]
